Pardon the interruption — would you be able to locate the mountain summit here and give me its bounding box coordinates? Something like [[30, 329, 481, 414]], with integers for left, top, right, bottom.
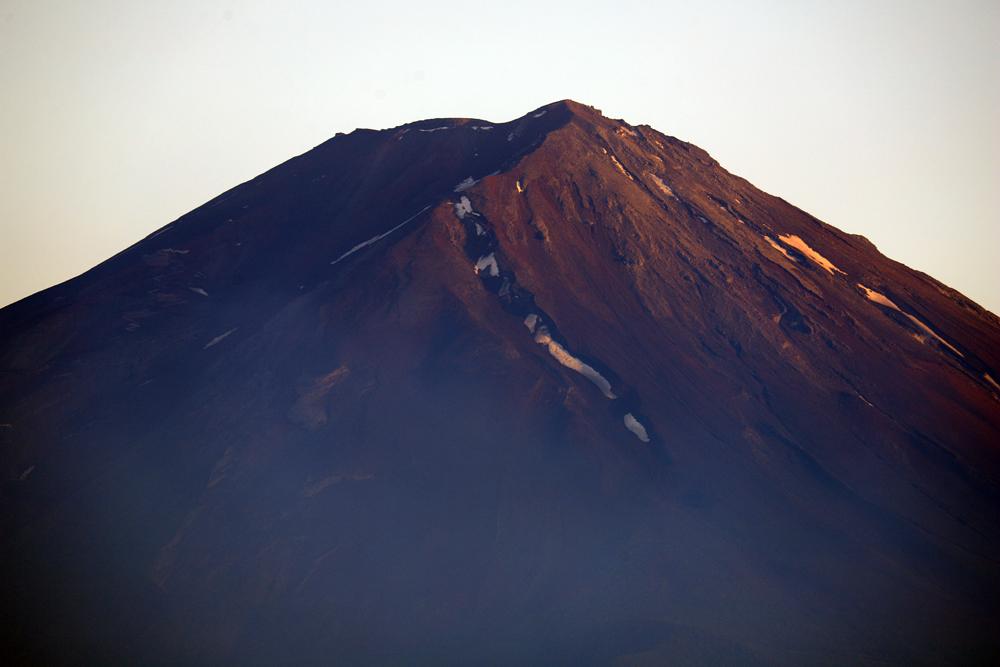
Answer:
[[3, 100, 999, 664]]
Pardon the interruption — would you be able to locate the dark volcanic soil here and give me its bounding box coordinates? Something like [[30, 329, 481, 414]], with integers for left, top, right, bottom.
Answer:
[[2, 100, 999, 665]]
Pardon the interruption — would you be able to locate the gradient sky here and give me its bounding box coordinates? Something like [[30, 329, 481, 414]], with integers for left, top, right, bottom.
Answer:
[[1, 0, 997, 311]]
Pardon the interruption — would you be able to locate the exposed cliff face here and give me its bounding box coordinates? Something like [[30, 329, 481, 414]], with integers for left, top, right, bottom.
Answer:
[[2, 100, 999, 664]]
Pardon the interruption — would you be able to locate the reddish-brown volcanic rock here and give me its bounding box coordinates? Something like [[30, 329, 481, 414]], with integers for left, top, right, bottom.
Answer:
[[2, 100, 999, 664]]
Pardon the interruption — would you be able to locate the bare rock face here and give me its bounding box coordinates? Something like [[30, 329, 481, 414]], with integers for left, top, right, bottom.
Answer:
[[2, 100, 999, 664]]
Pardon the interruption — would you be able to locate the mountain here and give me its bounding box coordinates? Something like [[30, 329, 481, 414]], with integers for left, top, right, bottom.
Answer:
[[2, 100, 999, 665]]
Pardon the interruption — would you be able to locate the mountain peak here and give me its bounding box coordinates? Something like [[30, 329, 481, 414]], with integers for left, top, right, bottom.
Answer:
[[535, 98, 603, 118], [3, 100, 1000, 665]]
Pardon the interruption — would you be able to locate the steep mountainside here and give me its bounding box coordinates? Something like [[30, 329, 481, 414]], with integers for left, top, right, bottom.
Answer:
[[2, 100, 999, 665]]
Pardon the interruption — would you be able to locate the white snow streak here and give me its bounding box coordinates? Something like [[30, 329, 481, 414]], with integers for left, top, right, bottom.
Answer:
[[189, 287, 209, 297], [524, 313, 539, 333], [858, 284, 901, 312], [532, 325, 616, 399], [858, 284, 964, 357], [204, 328, 238, 350], [418, 126, 450, 133], [454, 177, 477, 193], [532, 110, 547, 118], [148, 225, 174, 240], [623, 413, 650, 442], [610, 155, 632, 180], [330, 205, 431, 265], [777, 235, 844, 275]]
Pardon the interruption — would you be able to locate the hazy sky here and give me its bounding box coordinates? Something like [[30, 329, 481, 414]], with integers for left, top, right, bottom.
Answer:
[[1, 0, 997, 311]]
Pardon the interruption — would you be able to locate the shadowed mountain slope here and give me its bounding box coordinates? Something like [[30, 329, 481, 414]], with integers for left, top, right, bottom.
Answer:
[[2, 100, 999, 665]]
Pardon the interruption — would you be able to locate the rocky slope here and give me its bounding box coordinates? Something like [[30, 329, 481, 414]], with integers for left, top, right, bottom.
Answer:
[[2, 100, 999, 664]]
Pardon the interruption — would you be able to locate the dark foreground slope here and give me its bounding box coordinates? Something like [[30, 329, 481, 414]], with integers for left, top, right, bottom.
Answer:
[[2, 100, 999, 665]]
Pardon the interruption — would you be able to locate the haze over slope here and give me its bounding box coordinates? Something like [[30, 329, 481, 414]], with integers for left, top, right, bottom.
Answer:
[[2, 100, 999, 665]]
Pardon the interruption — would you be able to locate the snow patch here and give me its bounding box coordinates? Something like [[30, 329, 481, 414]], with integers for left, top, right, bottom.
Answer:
[[532, 110, 547, 118], [204, 327, 238, 350], [858, 284, 964, 357], [763, 236, 794, 261], [189, 287, 209, 297], [910, 319, 964, 357], [610, 155, 633, 180], [418, 126, 450, 132], [858, 284, 901, 311], [623, 413, 650, 442], [777, 235, 844, 275], [454, 177, 477, 192], [162, 248, 190, 255], [471, 125, 494, 131], [516, 179, 525, 193], [507, 131, 515, 142], [453, 196, 475, 219], [474, 222, 486, 236], [524, 313, 539, 333], [474, 253, 499, 277], [647, 173, 674, 197], [532, 325, 616, 399], [19, 465, 35, 481], [330, 205, 431, 265]]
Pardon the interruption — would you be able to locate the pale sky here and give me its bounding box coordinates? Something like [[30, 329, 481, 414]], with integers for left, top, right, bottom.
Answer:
[[1, 0, 997, 311]]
